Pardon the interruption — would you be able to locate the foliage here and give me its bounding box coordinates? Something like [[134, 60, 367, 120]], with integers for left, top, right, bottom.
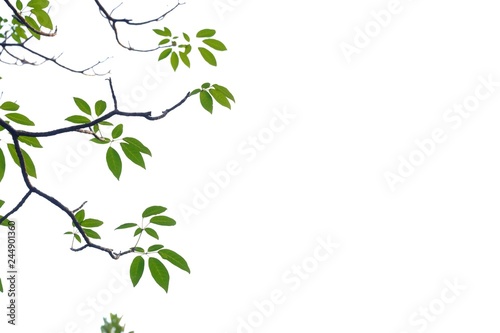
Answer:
[[101, 313, 133, 333]]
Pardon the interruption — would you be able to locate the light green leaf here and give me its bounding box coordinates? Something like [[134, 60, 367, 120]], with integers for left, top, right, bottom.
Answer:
[[27, 0, 49, 9], [170, 52, 179, 71], [198, 47, 217, 66], [153, 27, 171, 37], [0, 148, 5, 183], [73, 97, 91, 115], [7, 143, 36, 178], [0, 101, 19, 111], [130, 256, 145, 287], [31, 9, 53, 29], [148, 257, 170, 293], [148, 244, 164, 252], [83, 228, 101, 239], [158, 249, 190, 273], [95, 100, 107, 116], [80, 218, 104, 228], [209, 88, 231, 109], [18, 136, 42, 148], [190, 89, 201, 96], [196, 29, 216, 38], [120, 143, 145, 169], [202, 39, 227, 51], [150, 215, 176, 226], [134, 247, 144, 253], [142, 206, 167, 218], [5, 113, 35, 126], [145, 228, 159, 240], [213, 84, 235, 102], [74, 234, 81, 243], [65, 115, 91, 124], [0, 278, 3, 292], [90, 138, 110, 145], [200, 90, 213, 113], [75, 209, 85, 222], [179, 52, 190, 68], [106, 147, 122, 180], [158, 48, 172, 61], [115, 223, 137, 230], [24, 16, 41, 39], [183, 32, 190, 42], [112, 124, 123, 139], [122, 137, 151, 156]]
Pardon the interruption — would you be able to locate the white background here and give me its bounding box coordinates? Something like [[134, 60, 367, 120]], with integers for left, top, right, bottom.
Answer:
[[1, 0, 500, 332]]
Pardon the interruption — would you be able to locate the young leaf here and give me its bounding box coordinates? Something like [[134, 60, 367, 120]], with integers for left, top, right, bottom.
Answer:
[[150, 215, 176, 226], [115, 222, 137, 230], [170, 52, 179, 71], [147, 244, 164, 252], [158, 249, 190, 273], [179, 52, 190, 68], [122, 137, 151, 156], [148, 257, 170, 293], [134, 247, 145, 253], [24, 16, 41, 39], [213, 84, 235, 102], [0, 101, 20, 111], [0, 278, 3, 293], [158, 48, 172, 61], [75, 209, 85, 222], [31, 9, 52, 29], [190, 89, 201, 96], [196, 29, 216, 38], [183, 32, 190, 42], [18, 136, 42, 148], [65, 115, 91, 124], [198, 47, 217, 66], [199, 90, 213, 113], [159, 38, 170, 45], [133, 228, 143, 237], [5, 113, 35, 126], [16, 0, 23, 10], [112, 124, 123, 139], [72, 97, 91, 115], [201, 82, 211, 89], [130, 255, 145, 287], [95, 100, 107, 116], [145, 228, 159, 240], [80, 218, 104, 228], [153, 27, 171, 37], [209, 89, 231, 109], [120, 143, 145, 169], [7, 143, 36, 178], [90, 138, 111, 144], [83, 228, 101, 239], [106, 147, 122, 180], [202, 39, 227, 51], [0, 148, 5, 183], [100, 121, 113, 126], [142, 206, 167, 218], [74, 234, 82, 243]]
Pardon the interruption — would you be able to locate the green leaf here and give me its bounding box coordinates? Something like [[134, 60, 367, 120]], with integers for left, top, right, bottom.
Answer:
[[31, 9, 52, 29], [154, 27, 171, 37], [130, 256, 145, 287], [200, 90, 213, 113], [65, 115, 91, 124], [24, 16, 40, 39], [115, 222, 137, 230], [159, 38, 170, 45], [0, 200, 5, 209], [27, 0, 49, 9], [190, 89, 201, 96], [5, 113, 35, 126], [150, 215, 176, 226], [198, 47, 217, 66], [148, 257, 170, 293], [0, 101, 19, 111], [18, 136, 42, 148], [74, 234, 81, 243], [122, 137, 151, 156], [80, 218, 104, 228], [16, 0, 23, 10], [158, 249, 190, 273], [209, 88, 231, 109], [158, 48, 172, 61], [148, 244, 164, 252], [7, 143, 36, 178], [83, 228, 101, 239], [145, 228, 159, 240], [134, 247, 144, 253], [75, 209, 85, 222], [100, 121, 113, 126], [142, 206, 167, 218], [106, 147, 122, 180], [133, 228, 143, 237], [170, 52, 179, 71], [0, 278, 3, 293], [203, 39, 227, 51], [201, 82, 211, 89], [112, 124, 123, 139], [120, 143, 145, 169], [213, 84, 235, 102], [179, 52, 190, 68], [0, 148, 5, 183], [183, 32, 190, 42], [73, 97, 91, 115], [196, 29, 216, 38], [90, 138, 110, 144], [95, 100, 107, 116]]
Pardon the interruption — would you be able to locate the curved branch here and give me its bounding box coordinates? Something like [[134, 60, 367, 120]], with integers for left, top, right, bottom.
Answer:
[[3, 0, 57, 37], [0, 190, 32, 225]]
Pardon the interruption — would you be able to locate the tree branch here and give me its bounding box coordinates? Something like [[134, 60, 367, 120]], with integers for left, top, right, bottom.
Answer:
[[2, 0, 57, 37]]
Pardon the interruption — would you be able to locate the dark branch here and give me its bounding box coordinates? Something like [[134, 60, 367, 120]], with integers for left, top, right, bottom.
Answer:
[[3, 0, 57, 37]]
